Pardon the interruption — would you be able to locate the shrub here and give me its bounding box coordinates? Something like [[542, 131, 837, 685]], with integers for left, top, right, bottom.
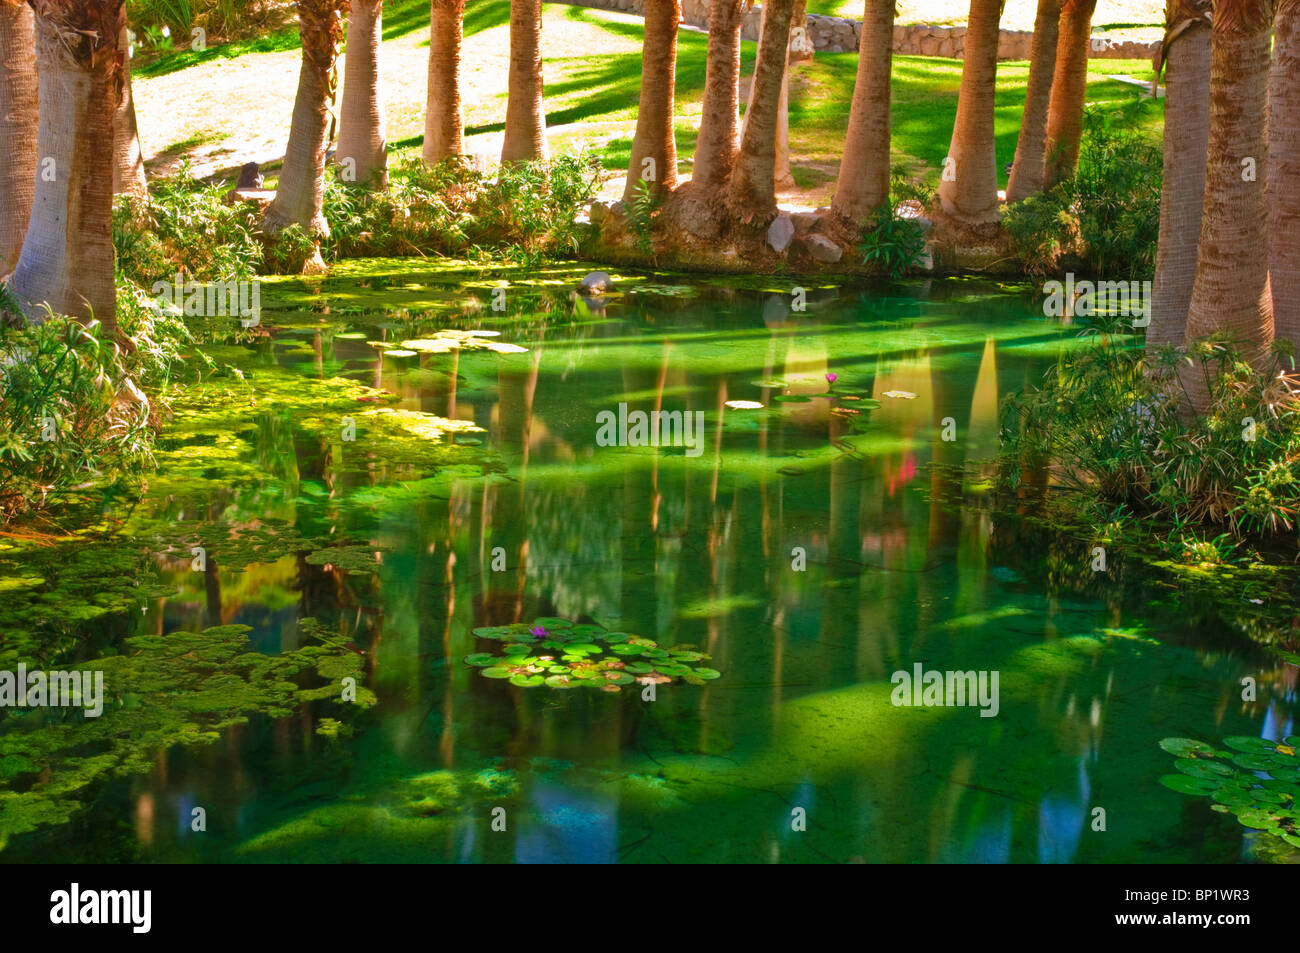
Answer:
[[1001, 103, 1162, 279], [322, 151, 603, 266], [1002, 319, 1300, 538], [0, 300, 155, 519], [857, 203, 927, 281]]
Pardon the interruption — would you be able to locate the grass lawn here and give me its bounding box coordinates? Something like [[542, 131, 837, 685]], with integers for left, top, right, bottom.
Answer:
[[132, 0, 1161, 208], [806, 0, 1165, 38]]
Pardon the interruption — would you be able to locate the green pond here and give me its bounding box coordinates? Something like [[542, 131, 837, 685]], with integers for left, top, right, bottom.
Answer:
[[1, 261, 1296, 863]]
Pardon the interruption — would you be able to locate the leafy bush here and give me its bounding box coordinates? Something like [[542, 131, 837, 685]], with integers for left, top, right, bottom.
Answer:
[[0, 301, 155, 519], [1001, 103, 1162, 279], [1002, 319, 1300, 537], [113, 164, 264, 285], [126, 0, 279, 42], [857, 204, 927, 281], [321, 152, 602, 266]]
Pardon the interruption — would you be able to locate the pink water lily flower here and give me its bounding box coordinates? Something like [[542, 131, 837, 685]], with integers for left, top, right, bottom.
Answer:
[[826, 373, 838, 384]]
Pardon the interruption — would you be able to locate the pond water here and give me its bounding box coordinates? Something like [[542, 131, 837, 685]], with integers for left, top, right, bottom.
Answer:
[[1, 262, 1294, 863]]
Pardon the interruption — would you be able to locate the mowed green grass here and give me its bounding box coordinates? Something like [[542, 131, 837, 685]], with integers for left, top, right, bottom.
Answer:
[[806, 0, 1165, 34], [135, 0, 1161, 204]]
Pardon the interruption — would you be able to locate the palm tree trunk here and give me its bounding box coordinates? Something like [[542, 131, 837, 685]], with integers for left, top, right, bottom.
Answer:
[[831, 0, 895, 224], [773, 1, 813, 191], [624, 0, 681, 202], [0, 0, 37, 278], [1185, 0, 1275, 376], [264, 0, 348, 239], [1270, 0, 1300, 349], [1148, 0, 1211, 350], [113, 23, 148, 199], [424, 0, 465, 163], [1005, 0, 1061, 203], [501, 0, 547, 163], [337, 0, 387, 189], [691, 0, 744, 194], [1043, 0, 1097, 188], [727, 0, 794, 222], [937, 0, 1003, 225], [9, 0, 123, 336]]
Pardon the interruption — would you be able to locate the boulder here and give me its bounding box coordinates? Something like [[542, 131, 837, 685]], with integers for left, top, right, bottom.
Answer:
[[801, 234, 843, 263], [767, 212, 796, 253]]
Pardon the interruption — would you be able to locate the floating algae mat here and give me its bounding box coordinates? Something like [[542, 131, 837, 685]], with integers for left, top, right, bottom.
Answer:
[[1, 268, 1297, 864]]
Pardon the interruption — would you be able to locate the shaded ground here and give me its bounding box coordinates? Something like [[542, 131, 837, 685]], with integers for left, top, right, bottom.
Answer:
[[133, 0, 1158, 209]]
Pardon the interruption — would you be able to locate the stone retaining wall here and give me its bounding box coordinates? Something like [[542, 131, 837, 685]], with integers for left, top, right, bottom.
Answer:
[[563, 0, 1159, 61]]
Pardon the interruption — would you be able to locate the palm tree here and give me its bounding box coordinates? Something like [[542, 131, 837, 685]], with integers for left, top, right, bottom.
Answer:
[[501, 0, 547, 163], [337, 0, 387, 189], [0, 0, 37, 278], [8, 0, 124, 334], [1043, 0, 1098, 188], [691, 0, 744, 195], [727, 0, 794, 222], [624, 0, 681, 202], [1005, 0, 1061, 203], [831, 0, 895, 225], [263, 0, 349, 254], [424, 0, 465, 163], [113, 23, 148, 198], [1270, 0, 1300, 349], [937, 0, 1004, 225], [1149, 0, 1212, 350], [1185, 0, 1275, 373]]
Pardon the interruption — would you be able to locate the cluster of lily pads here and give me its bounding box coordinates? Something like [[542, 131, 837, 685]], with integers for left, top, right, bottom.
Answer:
[[1159, 736, 1300, 849], [464, 617, 720, 691]]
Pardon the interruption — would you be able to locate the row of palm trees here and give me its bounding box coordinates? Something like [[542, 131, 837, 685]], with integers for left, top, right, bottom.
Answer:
[[0, 0, 1297, 367]]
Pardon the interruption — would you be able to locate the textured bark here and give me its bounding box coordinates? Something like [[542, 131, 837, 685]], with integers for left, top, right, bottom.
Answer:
[[424, 0, 465, 162], [0, 0, 37, 278], [1005, 0, 1061, 203], [112, 23, 148, 198], [1043, 0, 1098, 188], [691, 0, 743, 193], [624, 0, 680, 201], [337, 0, 386, 188], [937, 0, 1003, 224], [9, 0, 123, 335], [1270, 0, 1300, 349], [831, 0, 895, 224], [727, 0, 794, 221], [264, 0, 347, 238], [1185, 1, 1275, 383], [501, 0, 546, 162], [1148, 0, 1211, 350], [772, 0, 811, 190]]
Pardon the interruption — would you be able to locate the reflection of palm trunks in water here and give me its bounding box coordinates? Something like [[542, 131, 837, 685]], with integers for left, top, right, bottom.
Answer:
[[618, 362, 662, 631]]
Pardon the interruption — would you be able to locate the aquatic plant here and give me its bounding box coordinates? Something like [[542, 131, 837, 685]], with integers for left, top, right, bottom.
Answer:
[[1158, 736, 1300, 856], [0, 619, 373, 850], [464, 618, 720, 691]]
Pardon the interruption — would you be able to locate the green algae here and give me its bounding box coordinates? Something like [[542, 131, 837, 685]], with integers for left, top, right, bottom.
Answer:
[[0, 618, 374, 850]]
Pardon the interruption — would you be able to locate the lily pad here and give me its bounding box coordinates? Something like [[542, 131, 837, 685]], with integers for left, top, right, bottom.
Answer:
[[1159, 738, 1218, 758], [691, 667, 722, 680], [464, 653, 497, 667], [1160, 774, 1222, 795]]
